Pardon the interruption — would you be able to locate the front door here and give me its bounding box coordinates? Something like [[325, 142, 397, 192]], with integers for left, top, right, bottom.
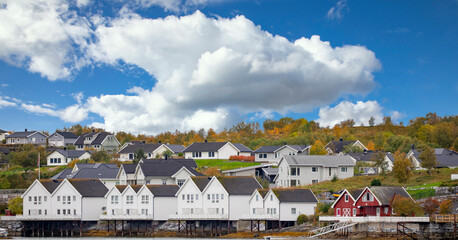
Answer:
[[343, 208, 351, 217]]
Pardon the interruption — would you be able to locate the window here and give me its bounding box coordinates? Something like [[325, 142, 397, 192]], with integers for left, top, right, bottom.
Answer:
[[221, 194, 224, 200], [341, 167, 347, 173], [111, 195, 119, 204], [57, 209, 60, 215], [256, 195, 259, 201], [270, 195, 273, 201], [142, 195, 149, 204], [57, 196, 60, 201], [222, 208, 224, 214], [74, 209, 76, 215], [291, 208, 296, 214], [73, 196, 76, 201], [142, 209, 148, 215], [196, 194, 199, 200], [177, 179, 185, 187], [126, 195, 134, 204], [336, 208, 341, 216], [34, 196, 37, 204], [38, 209, 42, 215], [329, 167, 332, 176], [192, 152, 202, 158], [259, 154, 263, 158], [45, 210, 47, 215], [253, 208, 256, 214], [384, 207, 389, 214], [126, 209, 130, 215], [353, 208, 357, 216], [44, 196, 47, 202], [275, 153, 278, 158], [263, 153, 267, 158], [38, 196, 42, 204], [212, 194, 215, 203], [182, 194, 185, 200], [267, 208, 270, 214], [345, 194, 349, 202], [312, 167, 318, 172], [209, 152, 215, 157], [67, 196, 71, 204], [312, 179, 319, 184], [162, 179, 167, 185], [190, 208, 194, 214], [63, 209, 66, 215], [112, 209, 115, 215], [29, 196, 32, 202], [207, 194, 210, 200], [364, 192, 373, 202], [216, 208, 219, 214]]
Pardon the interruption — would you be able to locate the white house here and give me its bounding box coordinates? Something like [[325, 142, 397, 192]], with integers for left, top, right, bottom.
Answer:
[[103, 184, 179, 221], [324, 139, 367, 155], [73, 131, 120, 151], [20, 179, 108, 221], [183, 141, 252, 160], [254, 144, 310, 163], [51, 163, 119, 189], [5, 129, 48, 146], [244, 188, 318, 222], [346, 151, 395, 172], [172, 176, 261, 221], [46, 149, 91, 166], [275, 155, 356, 187], [117, 143, 185, 161], [407, 147, 458, 169], [134, 159, 202, 186], [117, 164, 138, 185], [47, 131, 79, 147], [0, 129, 9, 142]]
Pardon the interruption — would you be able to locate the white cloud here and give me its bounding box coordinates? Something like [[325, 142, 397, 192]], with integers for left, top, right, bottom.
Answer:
[[390, 111, 405, 123], [1, 84, 8, 87], [71, 92, 84, 104], [0, 0, 91, 80], [327, 0, 348, 20], [81, 11, 380, 134], [75, 0, 91, 7], [129, 0, 226, 12], [317, 100, 384, 127], [21, 102, 88, 123], [0, 97, 17, 109]]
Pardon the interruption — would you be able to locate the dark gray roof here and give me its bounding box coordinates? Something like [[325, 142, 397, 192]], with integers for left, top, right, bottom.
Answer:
[[115, 185, 128, 193], [283, 155, 356, 167], [349, 189, 364, 199], [165, 144, 186, 153], [218, 176, 262, 195], [55, 131, 78, 139], [272, 189, 318, 203], [73, 132, 96, 145], [0, 129, 6, 133], [52, 164, 119, 179], [346, 151, 384, 162], [191, 177, 212, 191], [75, 163, 118, 169], [369, 186, 411, 205], [139, 160, 202, 177], [53, 149, 90, 158], [287, 145, 310, 152], [74, 132, 114, 145], [183, 142, 228, 152], [262, 167, 279, 175], [412, 148, 458, 168], [141, 158, 197, 169], [121, 164, 137, 174], [7, 131, 47, 138], [146, 185, 180, 197], [118, 143, 162, 154], [51, 169, 73, 179], [325, 140, 357, 153], [232, 143, 253, 152], [254, 146, 282, 153], [40, 179, 62, 193], [68, 179, 108, 197]]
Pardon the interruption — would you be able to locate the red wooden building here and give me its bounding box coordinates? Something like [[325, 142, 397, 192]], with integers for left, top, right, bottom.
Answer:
[[332, 186, 413, 217]]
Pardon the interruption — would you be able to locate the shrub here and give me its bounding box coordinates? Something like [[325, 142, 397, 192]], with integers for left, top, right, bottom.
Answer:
[[228, 156, 255, 161], [316, 202, 333, 215], [8, 197, 22, 215], [331, 175, 338, 182], [439, 199, 453, 214], [392, 196, 424, 216], [0, 203, 7, 215], [297, 214, 308, 225], [371, 179, 382, 186]]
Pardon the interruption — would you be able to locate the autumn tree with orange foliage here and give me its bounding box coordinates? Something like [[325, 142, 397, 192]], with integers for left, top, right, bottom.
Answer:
[[310, 140, 327, 155], [366, 141, 375, 151]]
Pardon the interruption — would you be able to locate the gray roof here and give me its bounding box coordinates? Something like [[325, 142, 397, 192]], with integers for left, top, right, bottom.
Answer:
[[75, 163, 118, 169], [139, 160, 202, 177], [51, 164, 119, 179], [40, 179, 62, 193], [350, 189, 364, 199], [272, 189, 318, 203], [412, 148, 458, 168], [369, 186, 411, 205], [141, 158, 197, 168], [73, 132, 114, 145], [262, 167, 279, 175], [68, 179, 108, 197], [0, 129, 6, 133], [218, 176, 262, 195], [7, 131, 47, 138], [325, 140, 357, 153], [183, 142, 228, 152], [51, 169, 73, 179], [165, 144, 186, 153], [54, 131, 79, 139], [346, 151, 385, 162], [254, 145, 309, 153], [52, 149, 90, 158], [191, 177, 212, 191], [232, 143, 253, 152], [118, 143, 162, 154], [146, 185, 180, 197], [282, 155, 356, 167], [121, 164, 137, 174]]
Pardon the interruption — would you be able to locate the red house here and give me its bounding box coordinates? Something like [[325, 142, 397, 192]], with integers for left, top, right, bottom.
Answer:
[[332, 186, 413, 217]]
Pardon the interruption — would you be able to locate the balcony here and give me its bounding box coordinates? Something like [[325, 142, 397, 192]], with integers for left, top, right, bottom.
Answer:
[[16, 214, 82, 221], [169, 208, 228, 220], [319, 216, 430, 223], [100, 214, 154, 220]]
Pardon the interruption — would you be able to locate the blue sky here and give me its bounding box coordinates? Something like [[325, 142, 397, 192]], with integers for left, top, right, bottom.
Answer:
[[0, 0, 457, 134]]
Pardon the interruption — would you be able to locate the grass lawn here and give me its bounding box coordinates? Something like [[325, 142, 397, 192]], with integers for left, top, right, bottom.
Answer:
[[195, 159, 260, 171], [304, 168, 458, 194]]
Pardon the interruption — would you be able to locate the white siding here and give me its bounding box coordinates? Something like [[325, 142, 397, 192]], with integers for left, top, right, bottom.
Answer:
[[279, 202, 316, 221], [46, 151, 66, 166], [154, 197, 177, 220], [137, 187, 154, 218], [22, 181, 52, 217], [82, 197, 106, 221], [218, 143, 240, 159], [228, 195, 250, 220], [176, 181, 203, 215], [52, 181, 81, 218], [264, 192, 280, 219], [202, 180, 228, 216], [248, 191, 265, 215]]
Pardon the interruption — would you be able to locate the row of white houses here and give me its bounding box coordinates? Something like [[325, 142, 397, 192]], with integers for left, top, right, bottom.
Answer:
[[20, 176, 319, 224]]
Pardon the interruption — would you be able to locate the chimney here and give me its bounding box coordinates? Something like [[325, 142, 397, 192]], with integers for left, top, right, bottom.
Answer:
[[205, 139, 208, 143], [92, 129, 95, 133], [64, 147, 67, 151], [283, 142, 287, 145], [411, 144, 415, 150], [25, 128, 27, 132], [158, 140, 162, 144], [142, 141, 145, 144], [165, 154, 168, 160], [363, 149, 367, 154], [339, 137, 343, 142]]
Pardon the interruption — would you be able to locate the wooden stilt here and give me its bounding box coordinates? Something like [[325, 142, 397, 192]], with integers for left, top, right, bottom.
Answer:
[[80, 221, 82, 237], [114, 220, 117, 236], [152, 221, 154, 235], [137, 220, 140, 236], [122, 220, 124, 237], [130, 221, 132, 236]]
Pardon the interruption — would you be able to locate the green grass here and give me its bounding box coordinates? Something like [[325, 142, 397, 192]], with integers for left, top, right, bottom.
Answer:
[[407, 188, 435, 199], [304, 168, 458, 194], [195, 159, 260, 171]]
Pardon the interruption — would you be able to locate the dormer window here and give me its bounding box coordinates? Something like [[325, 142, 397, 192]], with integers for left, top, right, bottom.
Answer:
[[345, 194, 349, 202]]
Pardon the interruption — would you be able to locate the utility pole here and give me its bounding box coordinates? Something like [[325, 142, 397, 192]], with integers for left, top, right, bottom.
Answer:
[[38, 152, 40, 180]]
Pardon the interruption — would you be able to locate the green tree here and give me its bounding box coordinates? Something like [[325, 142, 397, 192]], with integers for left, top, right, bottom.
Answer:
[[392, 151, 413, 184], [8, 196, 23, 214], [373, 132, 385, 150], [419, 146, 437, 174], [439, 199, 453, 214], [371, 179, 382, 186], [162, 150, 174, 159], [368, 116, 376, 127], [372, 151, 388, 175], [310, 140, 327, 155], [91, 151, 111, 163], [297, 214, 308, 225], [392, 196, 423, 216], [134, 148, 146, 164], [343, 144, 364, 153]]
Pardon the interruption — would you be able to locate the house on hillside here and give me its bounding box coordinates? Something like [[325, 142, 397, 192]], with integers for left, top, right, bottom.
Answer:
[[117, 164, 139, 185], [51, 163, 119, 189], [171, 176, 262, 221], [346, 151, 394, 173], [20, 179, 108, 221], [0, 129, 8, 141], [243, 188, 318, 224], [407, 147, 458, 169], [103, 184, 179, 221], [47, 131, 79, 147], [5, 129, 48, 146], [134, 159, 202, 186], [73, 131, 120, 151], [275, 155, 355, 187], [117, 142, 185, 161], [331, 186, 413, 217], [46, 149, 92, 166], [254, 144, 310, 163], [324, 138, 367, 155], [183, 140, 252, 159]]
